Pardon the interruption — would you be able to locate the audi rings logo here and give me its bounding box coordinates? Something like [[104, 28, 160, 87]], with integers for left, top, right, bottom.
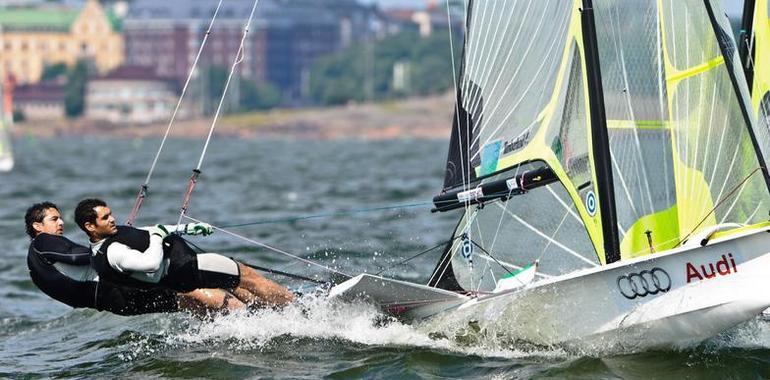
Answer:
[[616, 267, 671, 300]]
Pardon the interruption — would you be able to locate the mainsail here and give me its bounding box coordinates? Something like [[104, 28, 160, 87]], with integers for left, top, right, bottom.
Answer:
[[741, 0, 770, 169], [430, 0, 770, 294]]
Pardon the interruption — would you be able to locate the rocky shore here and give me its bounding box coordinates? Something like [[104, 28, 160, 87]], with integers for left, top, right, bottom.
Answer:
[[12, 94, 454, 140]]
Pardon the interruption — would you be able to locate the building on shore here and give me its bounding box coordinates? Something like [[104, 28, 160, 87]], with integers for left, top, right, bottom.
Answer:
[[123, 0, 379, 104], [380, 5, 464, 38], [0, 0, 124, 85], [85, 65, 179, 125], [123, 1, 268, 90], [12, 81, 66, 121]]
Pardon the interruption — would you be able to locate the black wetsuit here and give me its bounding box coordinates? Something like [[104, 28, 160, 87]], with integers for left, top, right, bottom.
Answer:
[[91, 226, 240, 293], [27, 233, 179, 315]]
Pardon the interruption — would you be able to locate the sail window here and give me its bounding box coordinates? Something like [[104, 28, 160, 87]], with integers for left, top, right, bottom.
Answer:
[[545, 41, 595, 214], [447, 162, 599, 293]]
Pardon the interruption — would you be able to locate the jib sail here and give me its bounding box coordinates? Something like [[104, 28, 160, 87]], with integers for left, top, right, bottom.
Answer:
[[430, 0, 770, 293]]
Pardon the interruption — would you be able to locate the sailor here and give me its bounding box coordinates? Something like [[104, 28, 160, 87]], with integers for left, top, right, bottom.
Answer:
[[74, 198, 294, 307], [25, 201, 245, 315]]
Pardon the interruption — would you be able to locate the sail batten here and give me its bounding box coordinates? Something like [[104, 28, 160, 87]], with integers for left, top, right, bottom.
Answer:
[[742, 0, 770, 179]]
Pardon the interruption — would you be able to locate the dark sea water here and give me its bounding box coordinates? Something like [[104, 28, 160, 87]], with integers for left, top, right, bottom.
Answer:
[[2, 137, 770, 379]]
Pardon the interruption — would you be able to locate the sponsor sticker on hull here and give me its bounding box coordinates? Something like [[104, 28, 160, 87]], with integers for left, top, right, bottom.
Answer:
[[685, 253, 738, 283], [616, 267, 672, 300]]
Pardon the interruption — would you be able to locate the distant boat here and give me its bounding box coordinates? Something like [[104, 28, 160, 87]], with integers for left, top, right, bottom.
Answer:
[[0, 80, 13, 172], [331, 0, 770, 351]]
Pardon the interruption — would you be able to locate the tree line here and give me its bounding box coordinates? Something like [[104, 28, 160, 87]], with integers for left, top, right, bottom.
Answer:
[[309, 30, 462, 106], [29, 29, 461, 120]]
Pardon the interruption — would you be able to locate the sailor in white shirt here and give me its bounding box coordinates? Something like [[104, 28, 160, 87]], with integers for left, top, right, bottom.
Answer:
[[75, 198, 294, 308]]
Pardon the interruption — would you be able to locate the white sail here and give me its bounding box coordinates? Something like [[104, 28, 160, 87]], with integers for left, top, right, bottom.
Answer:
[[743, 0, 770, 170], [333, 0, 770, 350], [0, 82, 14, 173]]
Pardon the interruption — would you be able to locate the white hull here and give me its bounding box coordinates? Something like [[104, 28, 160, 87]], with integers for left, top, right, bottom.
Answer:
[[329, 273, 469, 319], [332, 226, 770, 350]]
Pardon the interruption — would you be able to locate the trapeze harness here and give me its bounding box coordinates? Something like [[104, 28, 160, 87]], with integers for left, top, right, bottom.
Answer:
[[27, 233, 179, 315], [91, 226, 241, 293]]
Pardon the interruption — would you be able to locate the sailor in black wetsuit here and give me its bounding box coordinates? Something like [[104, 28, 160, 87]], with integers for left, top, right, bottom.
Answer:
[[75, 198, 294, 308], [25, 202, 179, 315]]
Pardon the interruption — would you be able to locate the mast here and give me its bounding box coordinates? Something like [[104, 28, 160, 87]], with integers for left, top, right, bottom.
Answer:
[[703, 0, 770, 194], [739, 0, 757, 92], [428, 0, 474, 290], [581, 0, 620, 264]]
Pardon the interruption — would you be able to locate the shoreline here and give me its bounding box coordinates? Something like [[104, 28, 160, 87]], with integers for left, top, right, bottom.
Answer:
[[11, 94, 454, 141]]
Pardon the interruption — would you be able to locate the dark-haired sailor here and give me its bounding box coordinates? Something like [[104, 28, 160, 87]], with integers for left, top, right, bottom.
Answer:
[[75, 198, 294, 308], [25, 201, 244, 315]]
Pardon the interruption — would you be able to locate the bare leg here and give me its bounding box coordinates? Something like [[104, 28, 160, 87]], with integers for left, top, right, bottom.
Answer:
[[177, 288, 245, 316], [232, 263, 294, 307]]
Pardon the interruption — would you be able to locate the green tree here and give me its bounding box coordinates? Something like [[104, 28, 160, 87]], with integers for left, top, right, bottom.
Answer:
[[201, 65, 229, 114], [40, 63, 68, 82], [202, 65, 282, 113], [64, 60, 89, 118], [309, 30, 462, 105], [239, 81, 281, 111]]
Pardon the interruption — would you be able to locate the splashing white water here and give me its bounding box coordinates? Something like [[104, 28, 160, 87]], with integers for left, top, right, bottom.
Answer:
[[115, 302, 770, 364], [704, 313, 770, 350], [166, 295, 569, 360], [179, 297, 438, 347]]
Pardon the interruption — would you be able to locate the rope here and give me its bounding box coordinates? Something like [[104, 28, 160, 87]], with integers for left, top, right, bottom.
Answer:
[[444, 0, 471, 211], [469, 238, 516, 278], [126, 0, 225, 226], [374, 236, 458, 276], [181, 237, 328, 285], [677, 167, 763, 247], [218, 201, 432, 228], [194, 0, 259, 172], [177, 0, 261, 227], [183, 214, 352, 279]]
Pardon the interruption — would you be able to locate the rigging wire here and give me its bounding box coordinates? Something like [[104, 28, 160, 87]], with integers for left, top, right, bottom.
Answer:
[[677, 166, 763, 247], [177, 0, 261, 227], [468, 238, 515, 278], [374, 236, 459, 276], [218, 201, 433, 228], [182, 214, 352, 279], [445, 0, 469, 197], [126, 0, 225, 226], [181, 237, 328, 285], [443, 0, 478, 289]]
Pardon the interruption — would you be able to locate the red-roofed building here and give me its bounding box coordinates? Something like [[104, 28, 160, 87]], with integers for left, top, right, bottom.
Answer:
[[13, 81, 66, 121], [85, 65, 181, 124]]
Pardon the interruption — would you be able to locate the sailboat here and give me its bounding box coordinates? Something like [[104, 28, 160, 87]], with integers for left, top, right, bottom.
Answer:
[[330, 0, 770, 349], [0, 78, 14, 172]]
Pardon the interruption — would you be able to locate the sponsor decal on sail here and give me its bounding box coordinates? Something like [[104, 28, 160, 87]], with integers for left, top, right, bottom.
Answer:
[[480, 140, 503, 176], [502, 130, 530, 155], [685, 254, 738, 283]]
